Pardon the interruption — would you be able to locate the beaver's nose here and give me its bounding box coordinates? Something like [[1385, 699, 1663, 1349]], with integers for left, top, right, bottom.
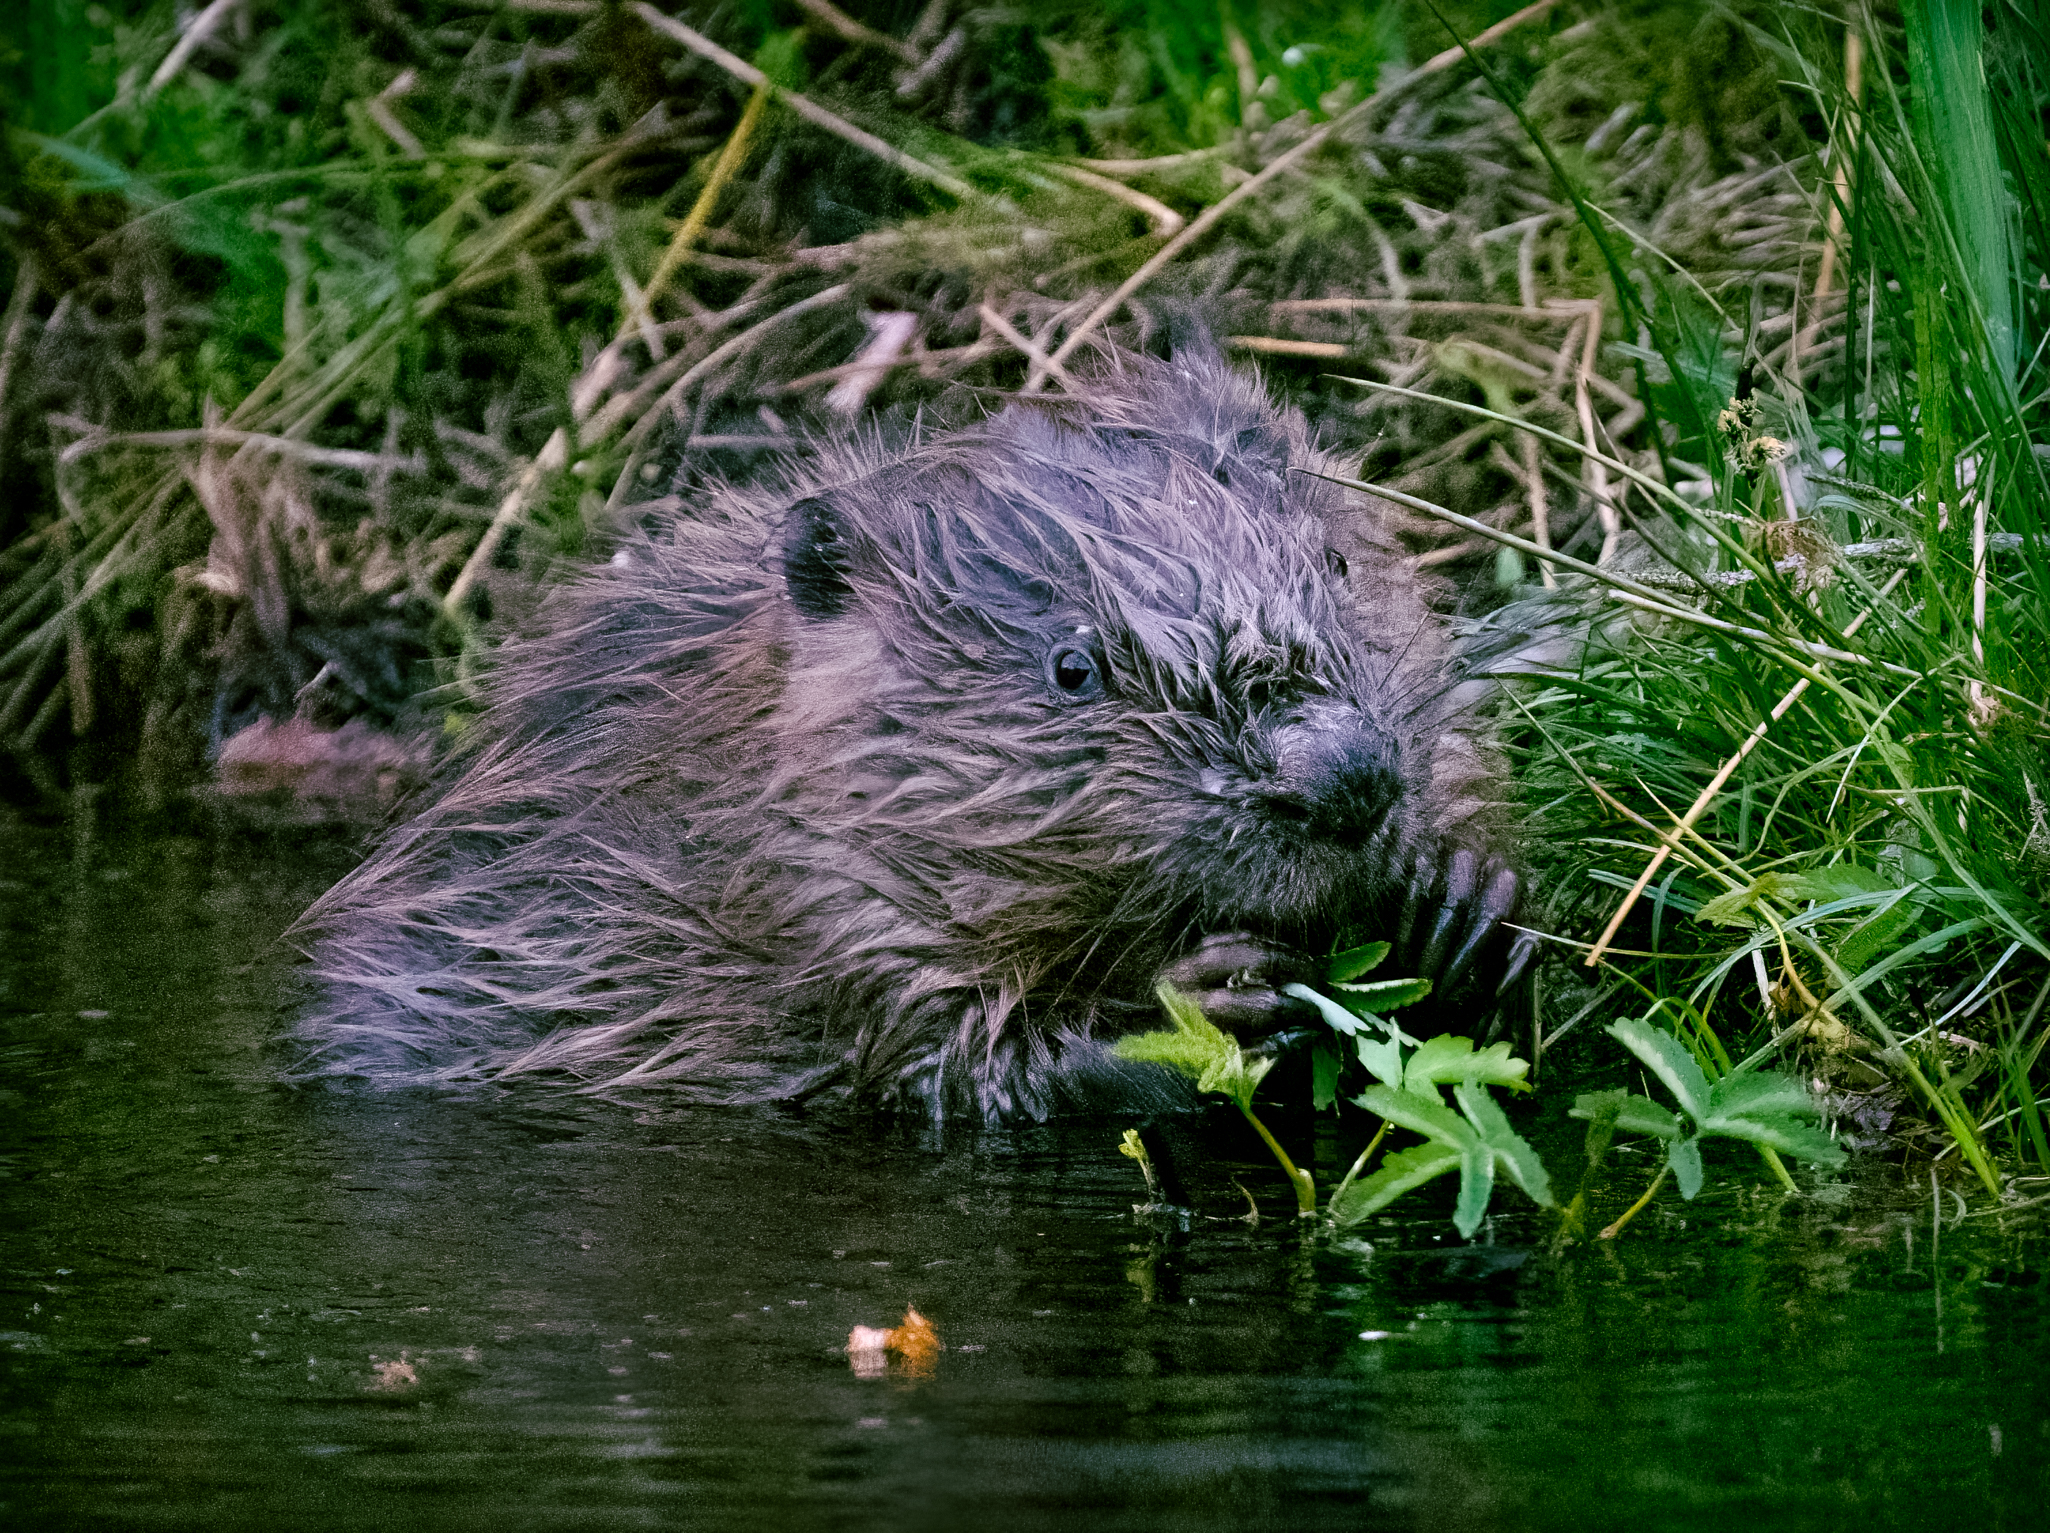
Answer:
[[1258, 710, 1402, 841]]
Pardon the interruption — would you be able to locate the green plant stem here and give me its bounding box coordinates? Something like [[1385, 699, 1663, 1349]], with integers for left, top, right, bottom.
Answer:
[[1598, 1164, 1669, 1240], [1326, 1121, 1391, 1214], [1238, 1104, 1316, 1216], [1758, 1145, 1799, 1193]]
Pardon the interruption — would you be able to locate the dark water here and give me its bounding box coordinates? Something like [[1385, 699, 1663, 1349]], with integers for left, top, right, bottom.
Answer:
[[2, 810, 2046, 1532]]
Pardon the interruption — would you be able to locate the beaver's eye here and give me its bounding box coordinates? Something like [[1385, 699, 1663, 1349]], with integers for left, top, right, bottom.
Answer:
[[1324, 546, 1349, 579], [1047, 646, 1104, 701]]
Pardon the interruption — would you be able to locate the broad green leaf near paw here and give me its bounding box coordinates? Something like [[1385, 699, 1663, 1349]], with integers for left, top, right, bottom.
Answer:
[[1326, 941, 1392, 984], [1331, 975, 1434, 1016]]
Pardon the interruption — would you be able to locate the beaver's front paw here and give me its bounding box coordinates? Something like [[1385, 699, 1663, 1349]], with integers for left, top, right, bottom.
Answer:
[[1154, 932, 1322, 1040]]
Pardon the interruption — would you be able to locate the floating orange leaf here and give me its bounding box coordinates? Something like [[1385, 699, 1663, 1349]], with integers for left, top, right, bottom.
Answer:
[[845, 1307, 941, 1379]]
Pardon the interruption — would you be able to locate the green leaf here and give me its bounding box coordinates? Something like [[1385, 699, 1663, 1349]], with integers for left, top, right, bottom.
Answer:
[[1281, 981, 1371, 1038], [1606, 1016, 1712, 1121], [1453, 1142, 1498, 1239], [1406, 1035, 1530, 1096], [1702, 1112, 1846, 1168], [1706, 1070, 1814, 1123], [1695, 873, 1809, 927], [1455, 1080, 1554, 1208], [1354, 1085, 1471, 1146], [1327, 1142, 1462, 1229], [1571, 1089, 1682, 1140], [1332, 976, 1434, 1015], [1113, 983, 1233, 1079], [1311, 1039, 1342, 1113], [1836, 891, 1925, 975], [1110, 1027, 1221, 1077], [1783, 865, 1892, 902], [1327, 941, 1391, 983], [1355, 1032, 1404, 1088], [1197, 1047, 1272, 1111], [1667, 1136, 1705, 1200]]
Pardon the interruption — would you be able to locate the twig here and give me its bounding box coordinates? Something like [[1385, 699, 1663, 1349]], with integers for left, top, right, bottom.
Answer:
[[1028, 0, 1565, 389], [602, 283, 854, 508], [1228, 336, 1349, 359], [1272, 297, 1582, 319], [644, 82, 770, 314], [630, 5, 978, 201], [827, 311, 920, 416], [56, 427, 426, 475], [793, 0, 919, 64], [1042, 163, 1185, 237], [1074, 148, 1226, 175], [145, 0, 244, 99], [1605, 589, 1923, 681], [1792, 23, 1864, 387], [1520, 431, 1557, 587], [364, 70, 425, 159], [571, 84, 772, 422], [1566, 297, 1619, 562], [978, 305, 1083, 393], [0, 255, 37, 461], [443, 428, 569, 618]]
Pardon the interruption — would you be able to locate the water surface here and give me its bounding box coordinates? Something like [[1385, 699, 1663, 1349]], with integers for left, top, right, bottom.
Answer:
[[2, 810, 2044, 1531]]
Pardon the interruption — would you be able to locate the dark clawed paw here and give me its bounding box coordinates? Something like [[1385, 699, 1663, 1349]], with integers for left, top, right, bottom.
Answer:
[[1156, 931, 1320, 1040], [1399, 851, 1525, 997]]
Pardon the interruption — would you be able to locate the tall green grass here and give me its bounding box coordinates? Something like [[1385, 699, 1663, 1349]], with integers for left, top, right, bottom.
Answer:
[[1488, 0, 2050, 1193]]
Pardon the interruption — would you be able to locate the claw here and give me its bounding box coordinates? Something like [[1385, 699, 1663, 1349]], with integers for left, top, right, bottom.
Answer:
[[1395, 851, 1434, 956], [1445, 864, 1519, 987], [1497, 928, 1541, 995], [1417, 849, 1477, 977]]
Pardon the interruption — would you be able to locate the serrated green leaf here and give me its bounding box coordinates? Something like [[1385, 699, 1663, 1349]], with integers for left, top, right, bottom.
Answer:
[[1407, 1035, 1530, 1095], [1327, 1142, 1462, 1228], [1110, 1028, 1220, 1076], [1837, 891, 1924, 974], [1784, 865, 1892, 902], [1696, 872, 1823, 927], [1667, 1136, 1705, 1199], [1707, 1070, 1815, 1122], [1311, 1039, 1342, 1112], [1606, 1016, 1712, 1121], [1705, 1113, 1847, 1167], [1327, 941, 1391, 983], [1354, 1085, 1472, 1147], [1570, 1088, 1683, 1140], [1113, 983, 1234, 1081], [1453, 1142, 1497, 1238], [1197, 1048, 1272, 1110], [1332, 975, 1434, 1014], [1155, 981, 1231, 1048], [1355, 1032, 1404, 1088], [1455, 1080, 1554, 1207]]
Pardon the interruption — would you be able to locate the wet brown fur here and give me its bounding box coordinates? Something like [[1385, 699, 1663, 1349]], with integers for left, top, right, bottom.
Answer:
[[292, 350, 1523, 1118]]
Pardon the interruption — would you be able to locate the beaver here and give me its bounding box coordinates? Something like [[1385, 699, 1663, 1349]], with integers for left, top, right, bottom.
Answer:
[[292, 347, 1535, 1119]]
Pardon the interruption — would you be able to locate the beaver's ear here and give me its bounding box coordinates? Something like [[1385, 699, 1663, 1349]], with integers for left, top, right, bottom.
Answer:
[[780, 495, 854, 620]]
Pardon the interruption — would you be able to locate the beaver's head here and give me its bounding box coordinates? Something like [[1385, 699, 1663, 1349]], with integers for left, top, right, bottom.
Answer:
[[769, 352, 1519, 1024]]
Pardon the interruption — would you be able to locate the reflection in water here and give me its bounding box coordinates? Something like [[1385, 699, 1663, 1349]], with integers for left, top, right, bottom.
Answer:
[[0, 810, 2046, 1531]]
